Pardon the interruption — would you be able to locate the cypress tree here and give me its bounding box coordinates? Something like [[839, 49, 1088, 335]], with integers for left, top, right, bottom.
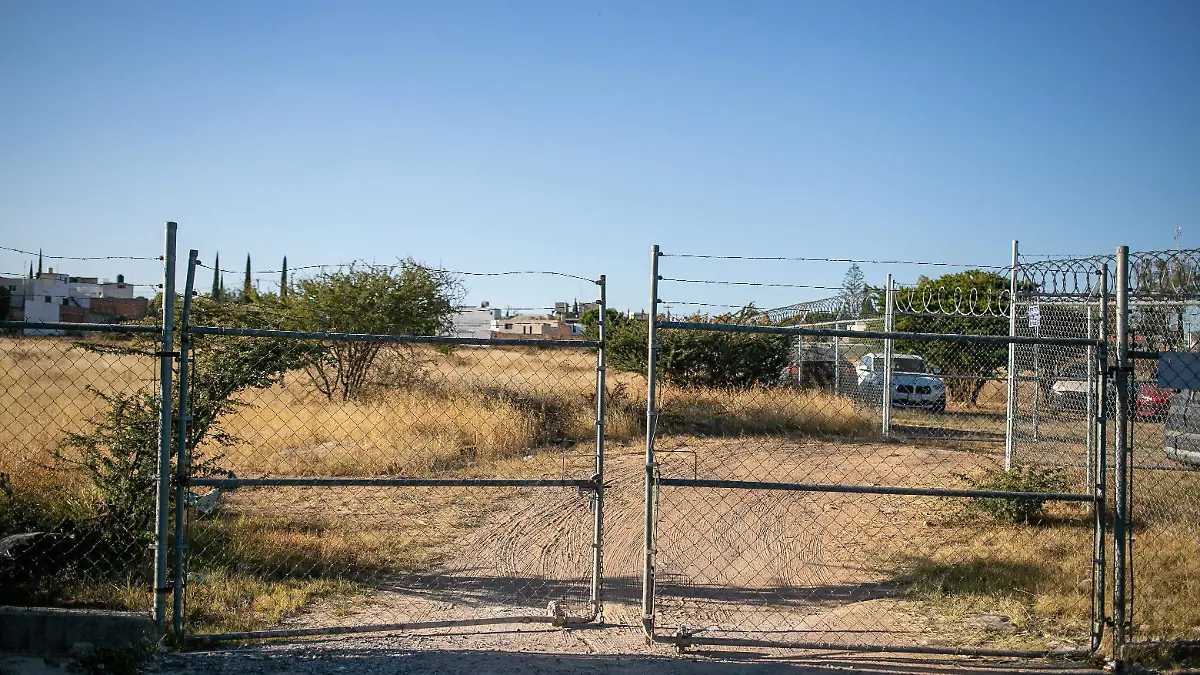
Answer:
[[280, 257, 288, 299], [211, 253, 221, 299], [28, 263, 33, 279], [243, 254, 252, 301], [37, 249, 43, 276]]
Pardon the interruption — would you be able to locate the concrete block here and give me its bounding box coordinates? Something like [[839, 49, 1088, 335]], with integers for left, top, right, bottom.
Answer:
[[0, 606, 154, 655]]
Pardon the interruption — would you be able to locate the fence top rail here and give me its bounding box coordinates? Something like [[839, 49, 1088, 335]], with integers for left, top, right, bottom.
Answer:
[[657, 320, 1102, 347], [188, 325, 601, 349], [0, 320, 162, 334]]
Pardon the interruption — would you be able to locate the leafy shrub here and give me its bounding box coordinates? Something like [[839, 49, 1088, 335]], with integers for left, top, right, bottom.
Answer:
[[51, 299, 306, 559], [593, 310, 792, 388], [285, 262, 460, 401], [961, 465, 1067, 524]]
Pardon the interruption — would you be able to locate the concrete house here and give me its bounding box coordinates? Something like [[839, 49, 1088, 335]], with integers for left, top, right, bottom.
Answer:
[[492, 314, 572, 339], [1, 269, 149, 335]]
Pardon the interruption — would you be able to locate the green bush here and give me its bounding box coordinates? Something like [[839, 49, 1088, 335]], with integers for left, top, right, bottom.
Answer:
[[588, 310, 792, 388], [962, 465, 1067, 524], [49, 299, 306, 563]]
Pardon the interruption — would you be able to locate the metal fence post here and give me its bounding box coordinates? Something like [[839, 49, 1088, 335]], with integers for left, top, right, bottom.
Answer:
[[642, 246, 661, 640], [796, 335, 804, 386], [590, 274, 607, 618], [172, 250, 198, 636], [1092, 264, 1109, 653], [833, 324, 841, 395], [153, 222, 177, 630], [1086, 304, 1095, 500], [1033, 318, 1041, 443], [882, 274, 894, 439], [1113, 247, 1130, 654], [1005, 240, 1019, 471]]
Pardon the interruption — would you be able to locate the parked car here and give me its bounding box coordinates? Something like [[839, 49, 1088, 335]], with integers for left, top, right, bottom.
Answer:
[[1162, 389, 1200, 467], [1135, 384, 1173, 421], [1049, 362, 1092, 414], [856, 353, 947, 413]]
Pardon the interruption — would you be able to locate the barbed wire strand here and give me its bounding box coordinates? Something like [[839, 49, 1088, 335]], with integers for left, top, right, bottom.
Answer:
[[660, 300, 761, 310], [660, 252, 1009, 270], [195, 261, 596, 283], [0, 245, 159, 262], [659, 277, 843, 290]]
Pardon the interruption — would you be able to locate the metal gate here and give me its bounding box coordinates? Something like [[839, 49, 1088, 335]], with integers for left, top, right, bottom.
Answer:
[[1109, 246, 1200, 655], [174, 251, 610, 642], [640, 245, 1106, 656]]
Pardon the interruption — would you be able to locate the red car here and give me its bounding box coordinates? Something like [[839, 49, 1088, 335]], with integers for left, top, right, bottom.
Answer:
[[1136, 384, 1174, 420]]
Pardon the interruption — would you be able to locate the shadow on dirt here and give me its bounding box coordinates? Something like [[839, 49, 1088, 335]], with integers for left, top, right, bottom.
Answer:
[[166, 644, 1104, 675]]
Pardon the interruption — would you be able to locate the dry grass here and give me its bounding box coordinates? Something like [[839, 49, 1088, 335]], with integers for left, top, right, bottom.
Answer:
[[184, 571, 360, 634], [0, 337, 156, 502], [893, 504, 1096, 650], [6, 336, 1196, 643], [898, 474, 1200, 651], [657, 386, 875, 438]]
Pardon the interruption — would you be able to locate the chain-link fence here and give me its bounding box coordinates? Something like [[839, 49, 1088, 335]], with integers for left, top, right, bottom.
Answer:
[[174, 255, 611, 641], [641, 246, 1105, 656], [1014, 248, 1200, 654], [1115, 250, 1200, 651], [5, 227, 1199, 664], [0, 321, 163, 617]]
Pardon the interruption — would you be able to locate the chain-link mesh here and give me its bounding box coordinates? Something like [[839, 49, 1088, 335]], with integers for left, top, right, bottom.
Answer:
[[179, 326, 609, 638], [0, 325, 160, 615], [1018, 250, 1200, 649], [645, 255, 1101, 655], [1121, 277, 1200, 645]]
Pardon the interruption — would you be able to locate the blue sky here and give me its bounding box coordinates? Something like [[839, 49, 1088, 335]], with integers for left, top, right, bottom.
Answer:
[[2, 0, 1197, 312]]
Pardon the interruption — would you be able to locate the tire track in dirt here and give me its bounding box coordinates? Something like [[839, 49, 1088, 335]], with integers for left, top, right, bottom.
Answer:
[[294, 439, 1002, 647]]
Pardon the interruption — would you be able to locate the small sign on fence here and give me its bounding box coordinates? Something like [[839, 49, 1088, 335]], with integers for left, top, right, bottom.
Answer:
[[1028, 304, 1041, 328]]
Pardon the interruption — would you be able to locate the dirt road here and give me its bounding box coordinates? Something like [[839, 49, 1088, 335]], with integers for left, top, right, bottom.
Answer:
[[278, 437, 1071, 653]]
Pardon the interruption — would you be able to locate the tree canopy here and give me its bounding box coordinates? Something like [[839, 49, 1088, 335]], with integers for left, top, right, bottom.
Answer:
[[890, 270, 1010, 404]]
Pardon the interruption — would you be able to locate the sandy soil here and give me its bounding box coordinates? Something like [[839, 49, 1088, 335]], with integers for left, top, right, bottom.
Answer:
[[268, 437, 1085, 654]]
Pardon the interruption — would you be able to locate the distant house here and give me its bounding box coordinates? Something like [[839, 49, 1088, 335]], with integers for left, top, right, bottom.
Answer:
[[492, 314, 573, 339], [450, 304, 503, 340], [1, 269, 149, 335]]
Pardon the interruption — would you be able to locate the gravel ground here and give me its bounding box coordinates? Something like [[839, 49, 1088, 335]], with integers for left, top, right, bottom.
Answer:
[[148, 629, 1106, 675]]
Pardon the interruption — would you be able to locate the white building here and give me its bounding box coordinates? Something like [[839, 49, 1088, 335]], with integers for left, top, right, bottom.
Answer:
[[450, 304, 503, 339], [5, 269, 144, 335]]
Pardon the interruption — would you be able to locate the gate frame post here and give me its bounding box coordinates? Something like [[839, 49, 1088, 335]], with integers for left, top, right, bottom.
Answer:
[[153, 222, 178, 630], [1091, 264, 1110, 653], [1113, 247, 1131, 655], [590, 274, 607, 618], [833, 323, 840, 395], [641, 246, 661, 640], [1086, 304, 1095, 498], [172, 250, 198, 636], [882, 274, 894, 439], [1005, 240, 1019, 471]]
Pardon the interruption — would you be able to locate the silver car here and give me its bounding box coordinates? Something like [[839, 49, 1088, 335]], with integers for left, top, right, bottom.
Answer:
[[1163, 389, 1200, 467], [856, 353, 947, 413]]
